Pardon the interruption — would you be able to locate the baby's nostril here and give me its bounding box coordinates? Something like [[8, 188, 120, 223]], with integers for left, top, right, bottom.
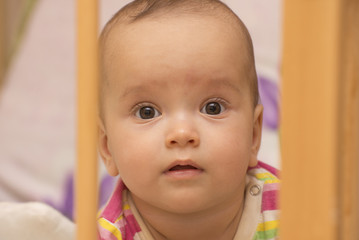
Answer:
[[167, 137, 198, 147]]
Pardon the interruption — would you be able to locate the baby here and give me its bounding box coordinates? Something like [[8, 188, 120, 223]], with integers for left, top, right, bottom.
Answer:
[[97, 0, 279, 240]]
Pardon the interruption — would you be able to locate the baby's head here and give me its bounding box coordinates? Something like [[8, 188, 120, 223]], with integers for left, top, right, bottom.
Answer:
[[99, 0, 259, 111], [98, 0, 263, 214]]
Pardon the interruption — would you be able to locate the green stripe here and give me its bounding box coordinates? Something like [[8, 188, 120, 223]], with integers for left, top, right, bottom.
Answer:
[[252, 228, 278, 240], [256, 176, 275, 181]]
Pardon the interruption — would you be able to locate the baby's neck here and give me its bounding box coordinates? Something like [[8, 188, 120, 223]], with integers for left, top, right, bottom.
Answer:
[[131, 192, 245, 240]]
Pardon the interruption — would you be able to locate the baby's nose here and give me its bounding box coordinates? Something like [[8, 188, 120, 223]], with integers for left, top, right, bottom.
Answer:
[[165, 125, 200, 148]]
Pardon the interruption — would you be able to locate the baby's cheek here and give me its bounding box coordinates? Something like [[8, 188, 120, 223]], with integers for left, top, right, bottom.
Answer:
[[115, 162, 145, 191], [115, 152, 155, 179]]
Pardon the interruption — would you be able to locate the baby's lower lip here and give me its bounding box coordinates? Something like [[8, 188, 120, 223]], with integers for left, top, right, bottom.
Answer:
[[164, 167, 203, 179]]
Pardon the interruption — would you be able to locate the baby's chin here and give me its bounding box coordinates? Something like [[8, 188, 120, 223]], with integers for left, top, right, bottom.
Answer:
[[148, 190, 239, 215]]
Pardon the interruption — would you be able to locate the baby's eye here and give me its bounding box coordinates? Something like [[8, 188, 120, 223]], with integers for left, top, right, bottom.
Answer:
[[135, 106, 161, 119], [201, 101, 225, 115]]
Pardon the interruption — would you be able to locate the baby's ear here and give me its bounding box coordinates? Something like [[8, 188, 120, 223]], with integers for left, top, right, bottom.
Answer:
[[98, 118, 119, 176], [249, 104, 263, 167]]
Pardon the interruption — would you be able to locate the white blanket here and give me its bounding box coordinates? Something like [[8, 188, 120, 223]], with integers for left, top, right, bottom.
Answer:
[[0, 202, 75, 240]]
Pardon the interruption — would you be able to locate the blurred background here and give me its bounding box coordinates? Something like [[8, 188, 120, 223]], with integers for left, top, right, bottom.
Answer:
[[0, 0, 281, 220]]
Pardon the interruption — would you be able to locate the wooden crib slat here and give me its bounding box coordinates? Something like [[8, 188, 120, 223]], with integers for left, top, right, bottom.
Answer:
[[280, 0, 359, 239], [76, 0, 99, 240]]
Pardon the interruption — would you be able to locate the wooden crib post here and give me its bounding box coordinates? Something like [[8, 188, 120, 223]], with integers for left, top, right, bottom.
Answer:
[[76, 0, 99, 240], [280, 0, 359, 239]]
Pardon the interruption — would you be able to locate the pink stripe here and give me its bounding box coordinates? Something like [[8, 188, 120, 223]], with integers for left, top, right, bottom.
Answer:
[[124, 214, 142, 239], [123, 209, 142, 233], [101, 180, 126, 222], [263, 182, 280, 192], [261, 190, 278, 212], [257, 161, 280, 177]]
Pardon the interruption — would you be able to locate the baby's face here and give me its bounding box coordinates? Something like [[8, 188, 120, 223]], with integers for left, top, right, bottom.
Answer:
[[99, 15, 263, 214]]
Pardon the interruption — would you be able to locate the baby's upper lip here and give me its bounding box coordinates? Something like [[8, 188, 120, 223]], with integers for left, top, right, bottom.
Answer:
[[164, 159, 203, 172]]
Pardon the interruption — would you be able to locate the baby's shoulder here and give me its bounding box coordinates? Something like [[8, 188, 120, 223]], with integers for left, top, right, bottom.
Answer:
[[248, 161, 280, 240]]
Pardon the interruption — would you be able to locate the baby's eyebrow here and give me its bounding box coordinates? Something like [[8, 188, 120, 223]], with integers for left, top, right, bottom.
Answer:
[[208, 78, 241, 93], [121, 85, 147, 98], [120, 80, 166, 99]]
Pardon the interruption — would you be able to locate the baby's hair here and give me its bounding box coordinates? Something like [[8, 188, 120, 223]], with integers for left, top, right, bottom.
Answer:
[[99, 0, 259, 112]]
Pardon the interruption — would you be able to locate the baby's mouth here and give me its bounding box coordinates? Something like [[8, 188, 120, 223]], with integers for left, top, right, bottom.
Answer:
[[169, 165, 198, 171], [164, 160, 203, 178]]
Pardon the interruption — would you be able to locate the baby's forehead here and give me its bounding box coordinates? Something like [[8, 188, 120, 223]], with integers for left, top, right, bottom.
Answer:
[[104, 16, 252, 72], [100, 1, 250, 52], [102, 16, 250, 69], [101, 11, 251, 66]]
